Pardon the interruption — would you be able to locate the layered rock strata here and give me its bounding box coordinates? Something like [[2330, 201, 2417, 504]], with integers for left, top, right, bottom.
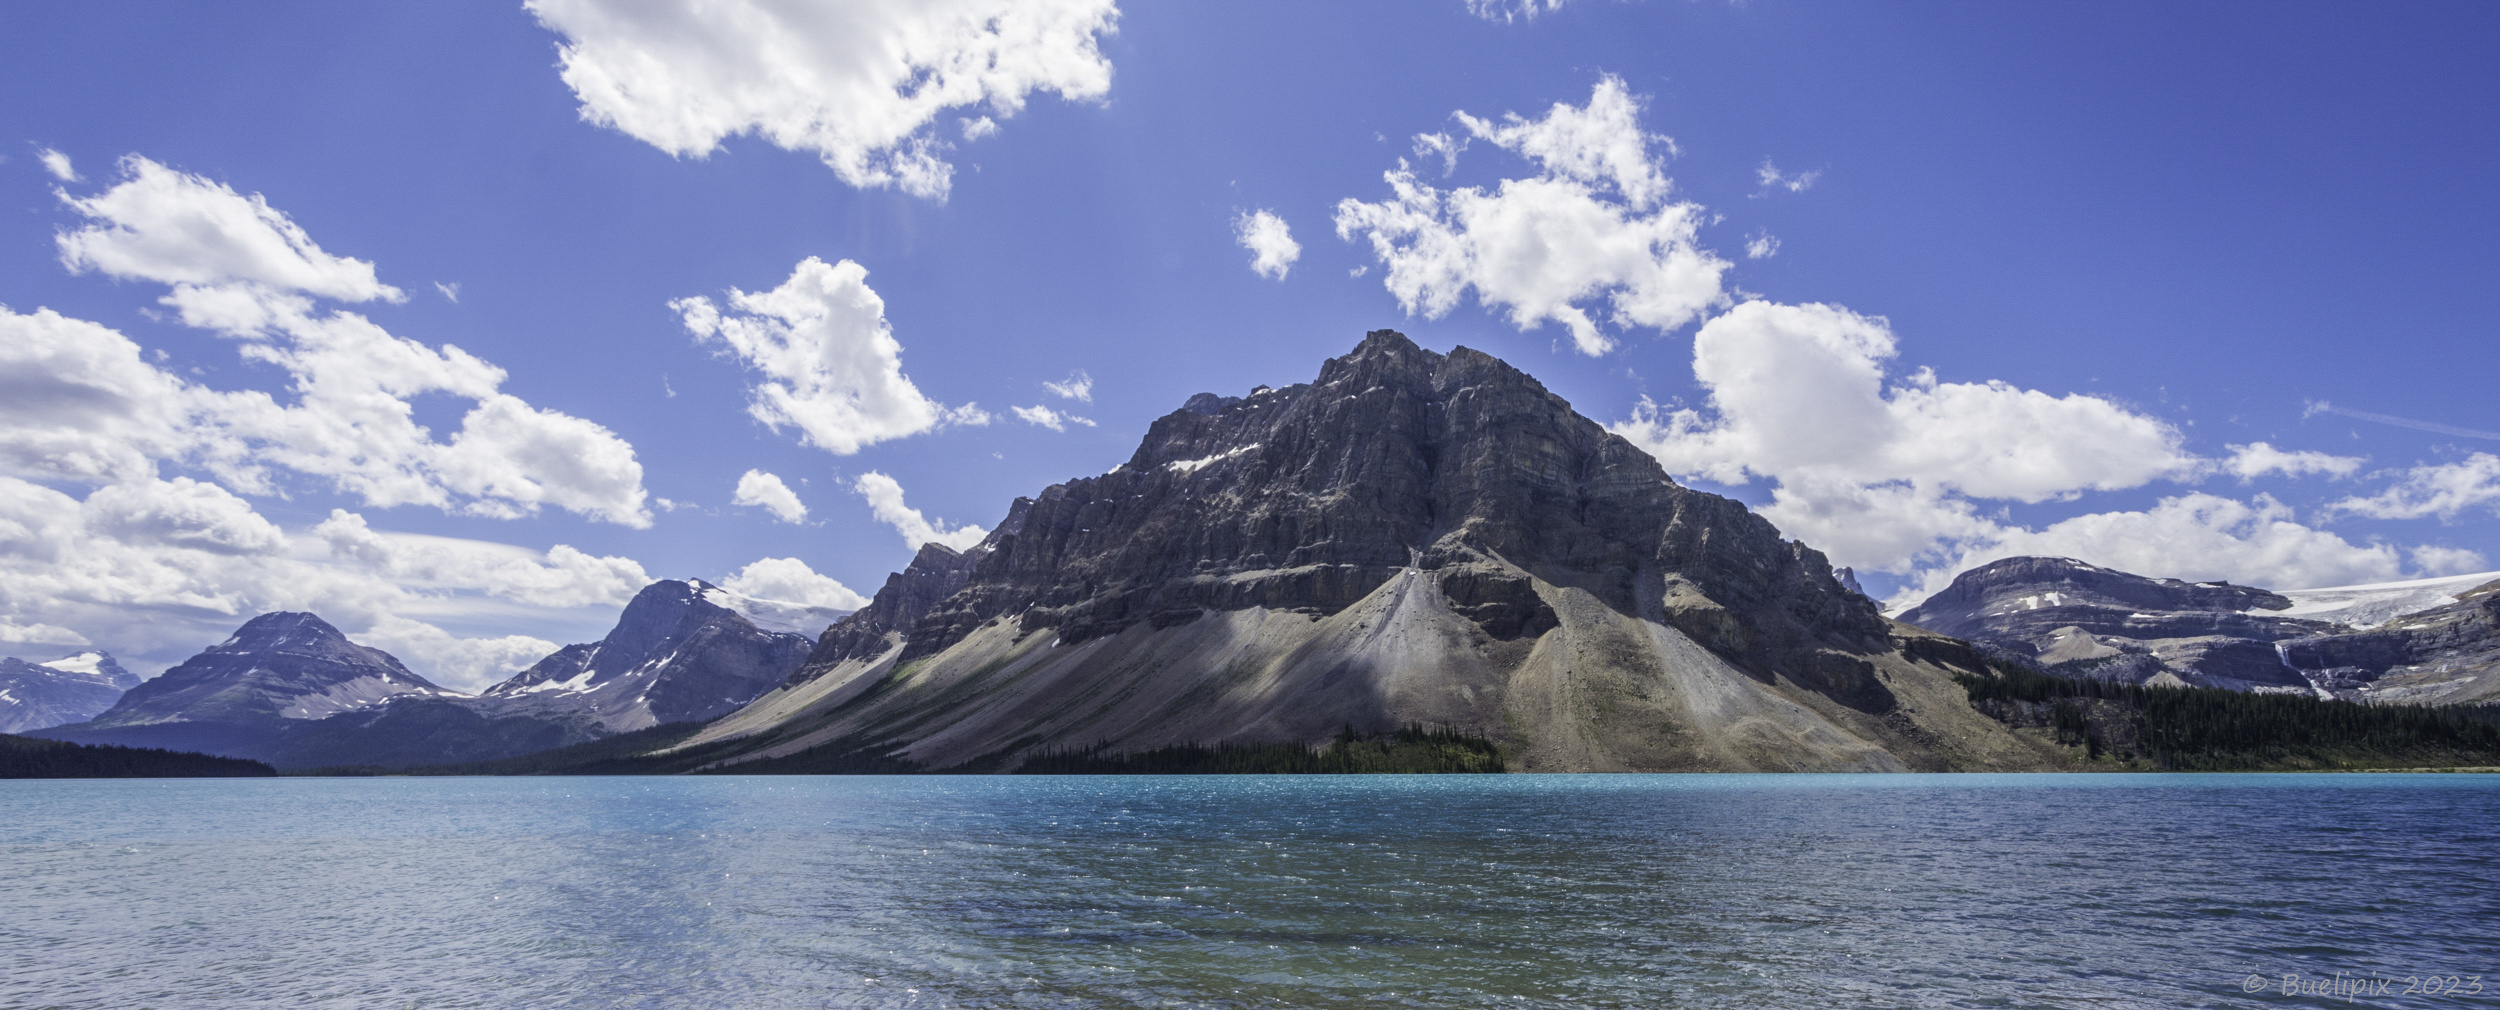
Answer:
[[686, 331, 2063, 772]]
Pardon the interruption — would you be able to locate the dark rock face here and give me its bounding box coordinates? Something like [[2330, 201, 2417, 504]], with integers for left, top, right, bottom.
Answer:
[[1897, 557, 2335, 691], [2278, 581, 2500, 704], [85, 613, 448, 727], [29, 613, 459, 762], [0, 652, 137, 734], [803, 330, 1886, 693], [488, 579, 813, 728], [699, 332, 2047, 773]]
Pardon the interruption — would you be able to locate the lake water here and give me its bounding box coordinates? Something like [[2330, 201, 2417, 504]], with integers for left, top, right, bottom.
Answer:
[[3, 774, 2495, 1009]]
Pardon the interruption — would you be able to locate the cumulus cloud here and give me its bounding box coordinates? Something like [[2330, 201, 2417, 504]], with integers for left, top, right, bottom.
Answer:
[[1233, 209, 1301, 280], [2222, 442, 2365, 482], [1744, 230, 1779, 260], [353, 616, 558, 694], [58, 156, 401, 303], [1892, 493, 2423, 608], [675, 256, 988, 456], [721, 556, 870, 610], [82, 477, 286, 556], [1043, 370, 1092, 401], [0, 483, 641, 689], [528, 0, 1119, 200], [33, 159, 652, 527], [2330, 453, 2500, 521], [1615, 301, 2197, 510], [1011, 404, 1095, 431], [308, 510, 648, 609], [1604, 299, 2449, 604], [37, 148, 78, 182], [1335, 75, 1729, 356], [732, 469, 808, 523], [852, 471, 988, 551]]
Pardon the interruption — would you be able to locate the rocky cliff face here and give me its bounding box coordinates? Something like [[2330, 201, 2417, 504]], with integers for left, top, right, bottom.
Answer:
[[1896, 557, 2339, 691], [686, 331, 2061, 773], [2277, 580, 2500, 705], [484, 579, 814, 731], [0, 651, 137, 734], [31, 613, 457, 758], [1899, 558, 2500, 702]]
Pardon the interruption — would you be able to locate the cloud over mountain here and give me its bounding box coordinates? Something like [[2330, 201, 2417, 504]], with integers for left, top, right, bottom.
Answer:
[[529, 0, 1119, 200], [675, 257, 989, 456], [1336, 75, 1728, 356]]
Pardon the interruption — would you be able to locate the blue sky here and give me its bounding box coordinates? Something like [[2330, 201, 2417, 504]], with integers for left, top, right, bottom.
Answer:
[[3, 0, 2495, 687]]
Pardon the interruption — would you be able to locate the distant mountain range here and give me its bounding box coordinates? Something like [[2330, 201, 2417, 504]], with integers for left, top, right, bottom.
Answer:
[[30, 580, 834, 769], [0, 651, 138, 734], [1900, 557, 2500, 704], [20, 332, 2496, 773]]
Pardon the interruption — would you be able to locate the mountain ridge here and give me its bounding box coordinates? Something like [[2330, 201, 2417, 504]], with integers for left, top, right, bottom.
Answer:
[[679, 330, 2058, 773]]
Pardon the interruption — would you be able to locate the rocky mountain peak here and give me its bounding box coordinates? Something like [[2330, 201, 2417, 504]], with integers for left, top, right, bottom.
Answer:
[[773, 329, 1900, 755], [1900, 557, 2291, 635], [79, 612, 444, 730], [481, 578, 813, 730]]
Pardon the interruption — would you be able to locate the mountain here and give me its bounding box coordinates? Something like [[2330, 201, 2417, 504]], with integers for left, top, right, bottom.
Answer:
[[678, 330, 2060, 773], [30, 582, 820, 770], [2278, 577, 2500, 705], [1895, 557, 2339, 691], [693, 582, 854, 637], [2273, 570, 2500, 629], [480, 579, 816, 733], [0, 651, 138, 733], [32, 612, 459, 758], [1899, 558, 2500, 703]]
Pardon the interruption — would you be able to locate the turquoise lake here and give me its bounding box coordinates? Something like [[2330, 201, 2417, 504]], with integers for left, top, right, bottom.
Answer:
[[4, 774, 2495, 1008]]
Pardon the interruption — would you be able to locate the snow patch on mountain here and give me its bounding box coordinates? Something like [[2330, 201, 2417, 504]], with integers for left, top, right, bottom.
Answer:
[[2274, 570, 2500, 629]]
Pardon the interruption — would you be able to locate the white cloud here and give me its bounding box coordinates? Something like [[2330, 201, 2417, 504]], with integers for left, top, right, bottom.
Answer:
[[0, 305, 240, 486], [434, 281, 460, 303], [2411, 544, 2490, 574], [1605, 299, 2473, 607], [1893, 493, 2415, 608], [2222, 441, 2365, 482], [1043, 370, 1092, 402], [732, 469, 809, 523], [353, 616, 557, 695], [1465, 0, 1567, 21], [37, 148, 78, 182], [1334, 75, 1729, 356], [1755, 159, 1819, 195], [2330, 453, 2500, 521], [1233, 208, 1301, 280], [57, 156, 401, 303], [83, 477, 286, 556], [1011, 404, 1095, 431], [0, 482, 640, 689], [721, 556, 870, 610], [528, 0, 1119, 201], [309, 510, 648, 610], [852, 471, 988, 551], [33, 160, 652, 527], [674, 256, 989, 455], [1614, 301, 2196, 509], [1744, 230, 1779, 260]]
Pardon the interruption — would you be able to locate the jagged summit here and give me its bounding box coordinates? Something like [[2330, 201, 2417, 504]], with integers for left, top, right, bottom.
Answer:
[[687, 331, 2041, 773], [486, 578, 812, 730], [86, 612, 451, 728], [0, 650, 138, 734]]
